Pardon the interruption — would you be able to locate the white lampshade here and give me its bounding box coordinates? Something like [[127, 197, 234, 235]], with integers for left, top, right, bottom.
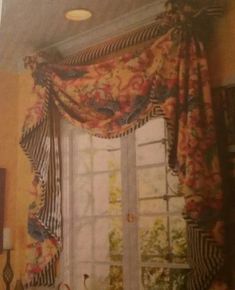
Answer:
[[3, 227, 13, 250]]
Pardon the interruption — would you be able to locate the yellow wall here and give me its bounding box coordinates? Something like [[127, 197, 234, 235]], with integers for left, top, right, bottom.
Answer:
[[0, 1, 234, 288], [0, 71, 34, 286], [0, 71, 19, 286]]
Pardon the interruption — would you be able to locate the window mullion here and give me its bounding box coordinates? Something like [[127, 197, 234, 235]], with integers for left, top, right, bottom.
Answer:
[[60, 126, 77, 288], [70, 129, 80, 289], [121, 134, 130, 290], [121, 133, 140, 290]]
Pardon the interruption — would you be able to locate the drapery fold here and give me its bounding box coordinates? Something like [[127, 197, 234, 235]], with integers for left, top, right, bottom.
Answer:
[[20, 94, 61, 287], [212, 87, 235, 288], [21, 10, 227, 289]]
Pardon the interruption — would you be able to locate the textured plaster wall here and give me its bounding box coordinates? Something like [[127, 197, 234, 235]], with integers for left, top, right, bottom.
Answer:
[[0, 71, 19, 287], [0, 71, 34, 287]]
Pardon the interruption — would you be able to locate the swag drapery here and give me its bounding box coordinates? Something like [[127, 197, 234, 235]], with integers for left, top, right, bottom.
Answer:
[[20, 9, 226, 290]]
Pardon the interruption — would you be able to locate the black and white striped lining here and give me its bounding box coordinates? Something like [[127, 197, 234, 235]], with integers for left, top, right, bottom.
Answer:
[[24, 251, 59, 288], [20, 84, 62, 287], [184, 214, 224, 290]]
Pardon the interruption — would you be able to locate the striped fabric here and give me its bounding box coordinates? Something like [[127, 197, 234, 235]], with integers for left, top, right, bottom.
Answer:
[[21, 92, 62, 241], [20, 88, 62, 287], [184, 215, 224, 290], [20, 9, 227, 288], [26, 257, 57, 287]]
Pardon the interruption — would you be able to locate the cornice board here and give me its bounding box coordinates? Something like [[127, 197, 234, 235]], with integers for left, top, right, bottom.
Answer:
[[17, 0, 165, 71]]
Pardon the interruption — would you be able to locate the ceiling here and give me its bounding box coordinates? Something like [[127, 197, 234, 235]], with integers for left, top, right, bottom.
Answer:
[[0, 0, 165, 72]]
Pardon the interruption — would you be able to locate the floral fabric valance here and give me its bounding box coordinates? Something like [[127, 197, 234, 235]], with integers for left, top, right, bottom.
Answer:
[[21, 8, 227, 290]]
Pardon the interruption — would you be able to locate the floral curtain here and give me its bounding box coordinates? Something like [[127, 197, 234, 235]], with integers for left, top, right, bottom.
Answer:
[[21, 9, 227, 290]]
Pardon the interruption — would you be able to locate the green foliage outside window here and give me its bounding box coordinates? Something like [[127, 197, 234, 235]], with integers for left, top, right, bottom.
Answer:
[[107, 162, 188, 289]]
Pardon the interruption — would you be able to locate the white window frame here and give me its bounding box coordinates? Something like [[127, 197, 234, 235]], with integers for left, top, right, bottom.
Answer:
[[59, 117, 189, 290]]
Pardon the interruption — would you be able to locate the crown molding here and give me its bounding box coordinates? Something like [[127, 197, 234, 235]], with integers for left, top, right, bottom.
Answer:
[[39, 0, 165, 56], [16, 0, 165, 72]]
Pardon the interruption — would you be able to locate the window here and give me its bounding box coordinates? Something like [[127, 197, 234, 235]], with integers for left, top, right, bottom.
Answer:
[[60, 117, 189, 290]]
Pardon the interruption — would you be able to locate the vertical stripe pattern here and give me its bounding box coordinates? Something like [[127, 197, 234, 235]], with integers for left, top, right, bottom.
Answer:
[[184, 215, 224, 290], [20, 84, 62, 287]]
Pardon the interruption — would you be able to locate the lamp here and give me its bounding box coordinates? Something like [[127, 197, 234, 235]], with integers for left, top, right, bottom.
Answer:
[[3, 227, 14, 290]]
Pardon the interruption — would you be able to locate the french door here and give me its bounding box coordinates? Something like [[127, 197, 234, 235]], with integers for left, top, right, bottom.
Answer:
[[60, 117, 189, 290]]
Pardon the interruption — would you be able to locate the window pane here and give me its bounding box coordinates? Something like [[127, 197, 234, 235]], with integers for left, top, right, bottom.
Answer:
[[73, 175, 92, 217], [94, 265, 123, 290], [77, 149, 92, 174], [169, 197, 184, 213], [109, 171, 122, 216], [170, 217, 187, 263], [136, 118, 165, 144], [92, 136, 121, 149], [77, 133, 91, 150], [73, 220, 93, 261], [73, 263, 92, 290], [167, 170, 179, 195], [92, 136, 121, 172], [136, 143, 165, 166], [138, 167, 166, 198], [94, 217, 123, 262], [93, 149, 121, 172], [141, 267, 170, 290], [94, 172, 122, 216], [109, 266, 123, 290], [139, 199, 167, 215], [139, 217, 168, 263], [171, 269, 188, 290], [93, 173, 109, 215]]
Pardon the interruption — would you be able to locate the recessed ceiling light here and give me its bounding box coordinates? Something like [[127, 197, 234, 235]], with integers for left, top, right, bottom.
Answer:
[[65, 9, 92, 21]]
